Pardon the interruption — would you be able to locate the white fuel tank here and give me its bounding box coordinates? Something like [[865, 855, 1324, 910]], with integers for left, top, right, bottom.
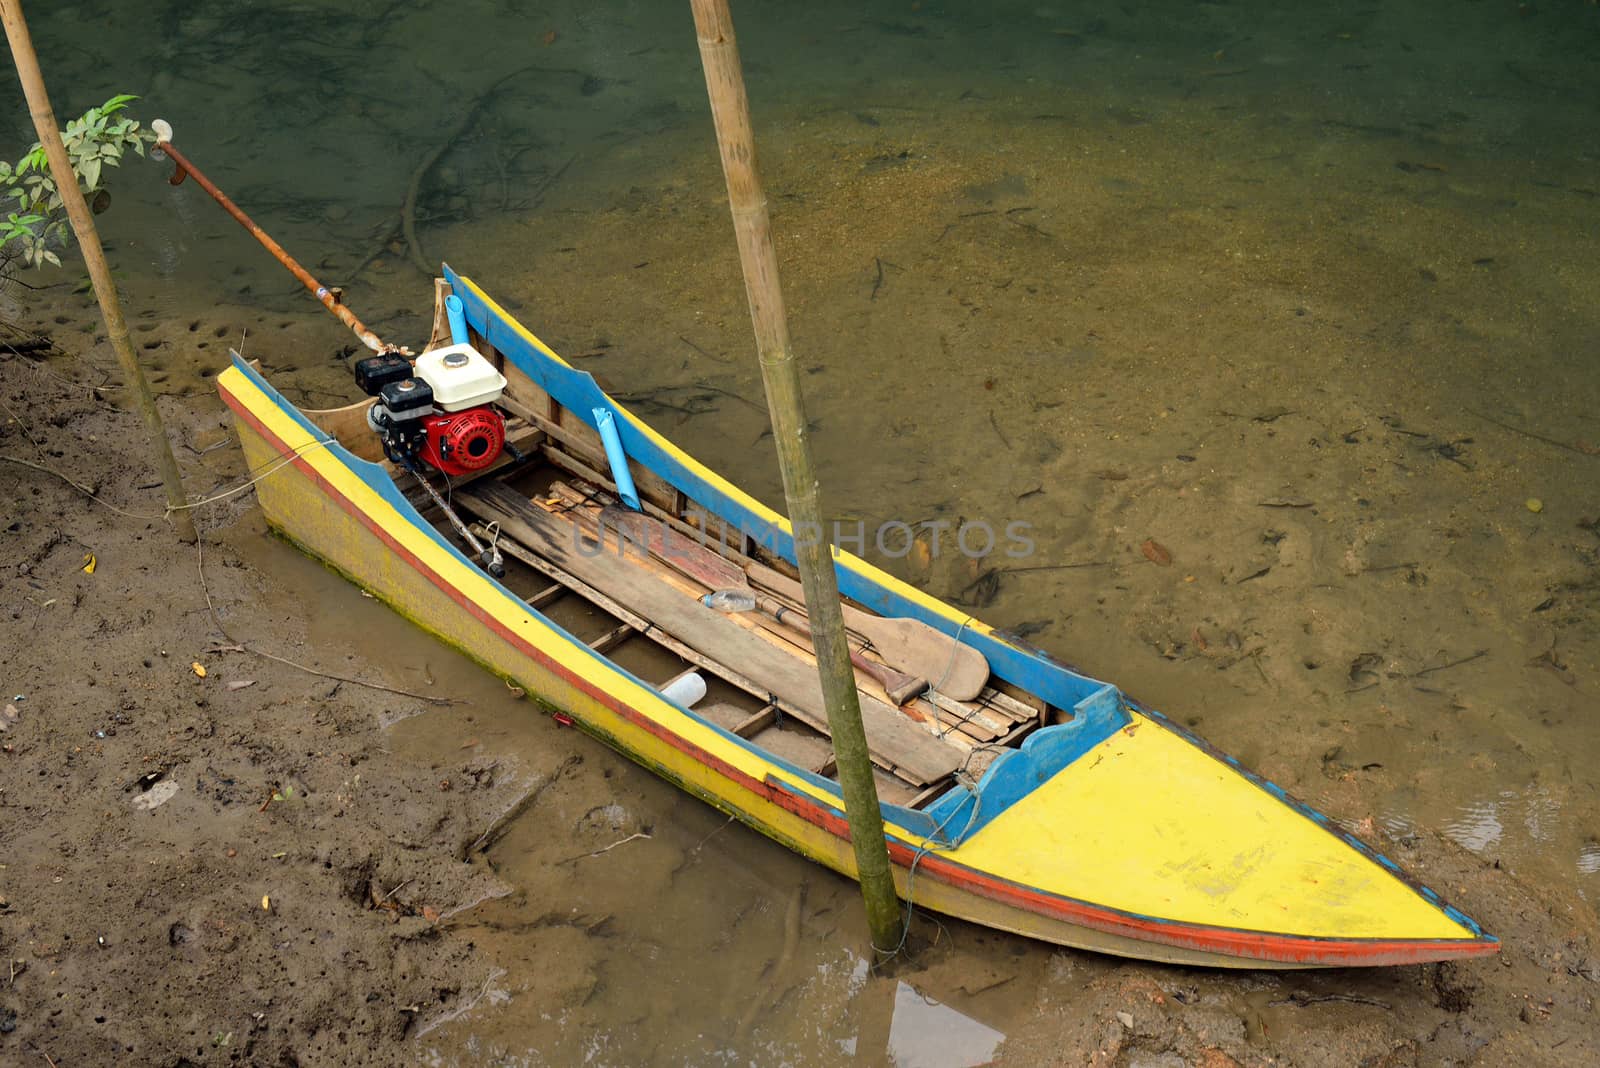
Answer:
[[412, 343, 507, 412]]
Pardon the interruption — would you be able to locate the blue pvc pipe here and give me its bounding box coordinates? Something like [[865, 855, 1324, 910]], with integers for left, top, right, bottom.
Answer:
[[592, 407, 642, 510], [445, 294, 469, 345]]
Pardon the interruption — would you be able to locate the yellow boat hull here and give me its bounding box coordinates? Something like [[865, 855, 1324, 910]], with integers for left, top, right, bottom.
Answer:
[[215, 271, 1495, 968]]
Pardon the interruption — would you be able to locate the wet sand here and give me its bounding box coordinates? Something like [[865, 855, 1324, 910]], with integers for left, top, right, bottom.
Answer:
[[3, 1, 1598, 1064]]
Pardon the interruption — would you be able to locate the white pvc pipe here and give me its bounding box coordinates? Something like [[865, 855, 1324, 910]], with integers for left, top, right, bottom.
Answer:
[[658, 671, 707, 709]]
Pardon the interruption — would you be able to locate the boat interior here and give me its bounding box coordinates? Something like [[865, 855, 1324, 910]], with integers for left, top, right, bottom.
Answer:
[[293, 275, 1121, 826]]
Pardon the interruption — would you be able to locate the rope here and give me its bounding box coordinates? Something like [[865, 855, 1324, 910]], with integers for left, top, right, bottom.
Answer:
[[3, 435, 330, 524], [930, 615, 983, 740], [878, 749, 991, 962], [930, 614, 975, 695], [169, 437, 332, 514]]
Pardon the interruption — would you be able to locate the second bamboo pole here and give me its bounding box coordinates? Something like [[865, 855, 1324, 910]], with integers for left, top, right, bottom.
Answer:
[[688, 0, 904, 958], [1, 0, 195, 542]]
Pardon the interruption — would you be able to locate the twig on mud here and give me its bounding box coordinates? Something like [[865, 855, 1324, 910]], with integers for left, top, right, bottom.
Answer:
[[6, 435, 329, 525], [195, 530, 455, 706], [2, 341, 119, 404], [1270, 990, 1392, 1010], [402, 136, 461, 274], [526, 153, 576, 213], [689, 814, 735, 857], [232, 643, 452, 704], [1409, 649, 1488, 678], [677, 333, 731, 364], [1, 454, 102, 503], [557, 831, 652, 866], [1468, 408, 1600, 457], [734, 884, 804, 1041], [462, 756, 580, 859], [0, 395, 45, 457], [28, 1042, 58, 1068], [413, 967, 506, 1040], [988, 409, 1011, 450], [378, 878, 412, 903], [400, 66, 547, 274], [1002, 560, 1109, 573]]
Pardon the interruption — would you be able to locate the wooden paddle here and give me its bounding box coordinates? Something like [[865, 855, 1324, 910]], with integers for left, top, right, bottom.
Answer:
[[745, 562, 989, 700], [589, 502, 990, 701], [741, 591, 929, 706]]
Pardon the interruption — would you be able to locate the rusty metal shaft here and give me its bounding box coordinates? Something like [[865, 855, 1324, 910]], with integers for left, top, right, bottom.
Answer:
[[157, 138, 391, 353]]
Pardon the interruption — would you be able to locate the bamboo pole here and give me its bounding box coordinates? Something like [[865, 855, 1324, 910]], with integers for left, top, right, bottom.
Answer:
[[1, 0, 196, 542], [688, 0, 903, 959]]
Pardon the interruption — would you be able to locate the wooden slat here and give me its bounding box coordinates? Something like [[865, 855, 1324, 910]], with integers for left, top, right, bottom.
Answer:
[[536, 445, 722, 556], [923, 689, 1018, 738], [427, 279, 456, 351], [905, 779, 953, 811], [981, 687, 1045, 725], [527, 582, 565, 610], [551, 483, 992, 720], [473, 523, 897, 779], [587, 621, 636, 655], [550, 479, 755, 584], [733, 703, 778, 738], [460, 481, 961, 785], [552, 488, 1000, 744]]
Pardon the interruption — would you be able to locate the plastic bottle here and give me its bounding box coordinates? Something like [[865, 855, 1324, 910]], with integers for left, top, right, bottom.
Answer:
[[658, 672, 707, 709], [702, 589, 757, 613]]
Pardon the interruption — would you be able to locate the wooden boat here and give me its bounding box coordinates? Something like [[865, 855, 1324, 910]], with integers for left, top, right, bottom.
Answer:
[[215, 267, 1496, 968]]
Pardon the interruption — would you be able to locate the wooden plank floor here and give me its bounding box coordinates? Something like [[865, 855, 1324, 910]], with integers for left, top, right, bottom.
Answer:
[[545, 482, 1030, 745], [459, 480, 963, 786]]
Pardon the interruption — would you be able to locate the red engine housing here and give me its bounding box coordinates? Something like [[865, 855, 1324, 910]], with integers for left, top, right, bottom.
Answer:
[[418, 405, 505, 476]]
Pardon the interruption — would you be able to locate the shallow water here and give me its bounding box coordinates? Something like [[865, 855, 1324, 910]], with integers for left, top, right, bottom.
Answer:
[[6, 0, 1598, 1063]]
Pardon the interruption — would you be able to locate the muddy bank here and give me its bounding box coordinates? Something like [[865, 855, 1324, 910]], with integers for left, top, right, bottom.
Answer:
[[2, 0, 1598, 1058], [992, 837, 1599, 1067], [0, 314, 538, 1064]]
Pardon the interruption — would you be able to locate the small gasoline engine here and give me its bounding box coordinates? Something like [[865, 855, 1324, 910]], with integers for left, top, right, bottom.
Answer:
[[355, 344, 508, 476]]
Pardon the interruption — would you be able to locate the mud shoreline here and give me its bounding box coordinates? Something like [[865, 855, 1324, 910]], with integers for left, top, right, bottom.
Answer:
[[2, 279, 1596, 1064], [3, 1, 1599, 1054]]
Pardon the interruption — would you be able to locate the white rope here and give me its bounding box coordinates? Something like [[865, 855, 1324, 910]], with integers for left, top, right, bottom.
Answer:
[[879, 758, 988, 961], [931, 614, 975, 696], [4, 435, 330, 524], [165, 437, 331, 515]]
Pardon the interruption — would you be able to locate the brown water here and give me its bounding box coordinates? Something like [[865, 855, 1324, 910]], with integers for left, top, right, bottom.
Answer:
[[6, 0, 1598, 1063]]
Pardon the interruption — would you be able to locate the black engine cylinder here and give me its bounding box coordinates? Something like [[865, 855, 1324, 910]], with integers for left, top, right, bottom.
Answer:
[[354, 353, 414, 396], [371, 377, 435, 464], [377, 377, 434, 420]]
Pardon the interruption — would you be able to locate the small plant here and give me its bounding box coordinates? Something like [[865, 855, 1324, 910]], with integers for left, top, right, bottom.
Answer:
[[0, 93, 156, 270]]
